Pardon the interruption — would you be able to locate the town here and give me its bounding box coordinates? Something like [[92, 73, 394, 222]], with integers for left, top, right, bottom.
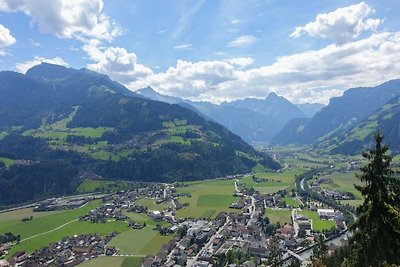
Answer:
[[1, 169, 350, 267]]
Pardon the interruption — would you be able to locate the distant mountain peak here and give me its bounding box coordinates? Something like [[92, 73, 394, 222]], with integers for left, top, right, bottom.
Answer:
[[26, 62, 77, 80], [137, 86, 157, 95], [266, 91, 279, 99]]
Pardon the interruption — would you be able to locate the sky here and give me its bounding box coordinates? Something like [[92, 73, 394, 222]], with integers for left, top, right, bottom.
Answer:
[[0, 0, 400, 104]]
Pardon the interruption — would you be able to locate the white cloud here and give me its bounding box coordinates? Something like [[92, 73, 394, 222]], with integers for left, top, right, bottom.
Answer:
[[225, 57, 254, 67], [129, 60, 236, 98], [15, 56, 69, 74], [0, 23, 16, 55], [84, 42, 153, 84], [173, 43, 193, 50], [228, 35, 256, 47], [123, 31, 400, 105], [231, 19, 240, 25], [291, 2, 380, 44], [0, 0, 121, 41]]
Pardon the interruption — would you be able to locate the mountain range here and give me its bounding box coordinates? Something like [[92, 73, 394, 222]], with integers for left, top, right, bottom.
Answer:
[[137, 79, 400, 155], [271, 79, 400, 154], [0, 63, 279, 206], [136, 87, 324, 143]]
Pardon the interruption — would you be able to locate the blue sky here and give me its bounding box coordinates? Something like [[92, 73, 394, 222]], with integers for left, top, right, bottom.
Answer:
[[1, 0, 400, 104]]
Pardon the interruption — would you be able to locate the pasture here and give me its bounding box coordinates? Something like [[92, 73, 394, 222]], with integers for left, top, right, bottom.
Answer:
[[264, 208, 292, 225], [78, 256, 143, 267], [0, 200, 102, 239], [283, 197, 301, 208], [76, 179, 129, 193], [0, 157, 16, 167], [299, 211, 336, 231], [242, 169, 304, 194], [282, 156, 327, 169], [137, 198, 172, 211], [319, 171, 363, 204], [6, 220, 128, 256], [175, 179, 237, 219], [0, 207, 63, 224], [107, 226, 174, 255]]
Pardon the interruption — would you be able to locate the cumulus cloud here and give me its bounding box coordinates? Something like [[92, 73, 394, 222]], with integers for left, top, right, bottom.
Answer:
[[0, 23, 16, 55], [225, 57, 254, 68], [84, 41, 153, 84], [15, 56, 69, 74], [228, 35, 256, 47], [290, 2, 380, 44], [129, 60, 236, 98], [120, 31, 400, 104], [0, 0, 121, 40]]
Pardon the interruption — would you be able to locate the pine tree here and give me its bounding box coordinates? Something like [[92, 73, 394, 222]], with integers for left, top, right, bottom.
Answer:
[[311, 234, 328, 265], [350, 131, 400, 266]]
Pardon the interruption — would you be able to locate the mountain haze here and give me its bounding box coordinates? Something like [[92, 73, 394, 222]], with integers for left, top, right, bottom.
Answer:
[[137, 87, 310, 143]]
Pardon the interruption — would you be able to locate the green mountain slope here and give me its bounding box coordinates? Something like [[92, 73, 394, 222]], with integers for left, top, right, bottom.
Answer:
[[323, 95, 400, 155], [0, 63, 279, 206], [271, 79, 400, 145]]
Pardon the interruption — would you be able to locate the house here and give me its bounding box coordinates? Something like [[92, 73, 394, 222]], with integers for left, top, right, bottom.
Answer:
[[276, 224, 295, 239], [248, 246, 268, 258], [298, 221, 312, 230], [317, 209, 336, 220]]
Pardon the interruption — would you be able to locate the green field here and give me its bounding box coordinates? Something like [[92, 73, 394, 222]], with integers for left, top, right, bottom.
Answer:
[[137, 198, 172, 211], [0, 157, 16, 167], [123, 211, 170, 227], [318, 171, 363, 205], [107, 226, 174, 255], [299, 211, 336, 231], [7, 220, 129, 257], [76, 179, 128, 193], [175, 179, 237, 219], [264, 208, 292, 225], [0, 200, 139, 257], [242, 169, 304, 194], [282, 156, 327, 169], [0, 208, 64, 223], [0, 201, 102, 239], [283, 197, 301, 208], [197, 195, 237, 207], [78, 256, 143, 267], [123, 212, 154, 225]]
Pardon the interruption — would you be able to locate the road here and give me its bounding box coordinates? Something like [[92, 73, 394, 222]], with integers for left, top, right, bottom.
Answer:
[[300, 177, 306, 191], [187, 217, 230, 266], [246, 196, 256, 226], [234, 179, 240, 192], [291, 209, 299, 237]]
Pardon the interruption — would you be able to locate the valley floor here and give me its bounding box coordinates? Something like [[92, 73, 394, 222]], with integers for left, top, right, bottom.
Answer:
[[0, 145, 381, 266]]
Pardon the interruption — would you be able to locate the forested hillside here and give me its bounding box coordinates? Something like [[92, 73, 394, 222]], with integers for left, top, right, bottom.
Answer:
[[0, 63, 279, 206]]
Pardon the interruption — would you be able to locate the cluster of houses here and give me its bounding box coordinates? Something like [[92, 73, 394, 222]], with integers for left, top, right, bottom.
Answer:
[[79, 203, 128, 223], [6, 233, 118, 267], [1, 174, 353, 267], [309, 178, 354, 200], [34, 196, 95, 212]]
